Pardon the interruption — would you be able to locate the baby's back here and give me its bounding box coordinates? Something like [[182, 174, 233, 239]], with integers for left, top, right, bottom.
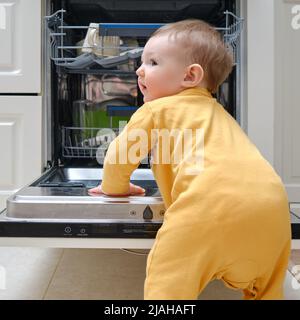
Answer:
[[145, 88, 291, 298], [149, 88, 290, 227]]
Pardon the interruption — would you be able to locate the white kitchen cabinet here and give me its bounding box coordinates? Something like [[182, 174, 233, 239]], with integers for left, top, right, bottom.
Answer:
[[274, 0, 300, 203], [0, 96, 42, 210], [246, 0, 300, 203], [0, 0, 41, 93], [246, 0, 275, 165]]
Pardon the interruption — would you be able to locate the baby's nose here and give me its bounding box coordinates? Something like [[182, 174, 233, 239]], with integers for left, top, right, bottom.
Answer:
[[136, 65, 144, 77]]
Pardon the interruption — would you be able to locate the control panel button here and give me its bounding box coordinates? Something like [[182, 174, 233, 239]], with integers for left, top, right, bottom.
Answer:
[[143, 205, 153, 220], [64, 226, 72, 234], [80, 228, 86, 234]]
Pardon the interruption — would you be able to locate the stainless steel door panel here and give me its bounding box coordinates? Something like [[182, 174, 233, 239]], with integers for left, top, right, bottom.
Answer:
[[6, 168, 165, 220]]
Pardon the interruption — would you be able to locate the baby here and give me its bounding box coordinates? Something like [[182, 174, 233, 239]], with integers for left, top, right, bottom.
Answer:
[[89, 20, 291, 300]]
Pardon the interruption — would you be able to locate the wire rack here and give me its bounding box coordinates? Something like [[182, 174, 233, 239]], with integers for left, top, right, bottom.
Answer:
[[62, 126, 153, 164], [62, 126, 120, 160], [55, 9, 244, 160], [223, 11, 244, 62], [45, 9, 244, 69]]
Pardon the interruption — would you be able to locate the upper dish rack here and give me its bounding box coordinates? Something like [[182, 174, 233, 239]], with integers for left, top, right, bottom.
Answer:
[[44, 9, 244, 72]]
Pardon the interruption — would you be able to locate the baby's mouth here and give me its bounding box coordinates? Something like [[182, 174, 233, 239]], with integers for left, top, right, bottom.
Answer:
[[138, 81, 147, 92]]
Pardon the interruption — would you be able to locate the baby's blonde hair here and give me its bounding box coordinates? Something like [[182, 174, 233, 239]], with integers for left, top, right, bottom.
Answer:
[[151, 19, 234, 93]]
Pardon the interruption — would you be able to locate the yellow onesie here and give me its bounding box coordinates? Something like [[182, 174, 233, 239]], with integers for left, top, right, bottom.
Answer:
[[101, 87, 291, 300]]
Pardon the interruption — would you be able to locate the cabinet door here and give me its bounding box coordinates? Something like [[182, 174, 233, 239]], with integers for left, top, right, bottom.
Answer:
[[0, 96, 42, 210], [274, 1, 300, 203], [0, 0, 41, 93]]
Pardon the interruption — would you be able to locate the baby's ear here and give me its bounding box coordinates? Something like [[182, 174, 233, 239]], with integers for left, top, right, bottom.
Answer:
[[182, 64, 205, 88]]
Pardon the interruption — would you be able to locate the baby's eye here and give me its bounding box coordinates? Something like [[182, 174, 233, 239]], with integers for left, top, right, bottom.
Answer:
[[150, 59, 158, 66]]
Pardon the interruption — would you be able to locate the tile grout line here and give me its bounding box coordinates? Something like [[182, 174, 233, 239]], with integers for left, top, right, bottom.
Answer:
[[41, 249, 65, 300]]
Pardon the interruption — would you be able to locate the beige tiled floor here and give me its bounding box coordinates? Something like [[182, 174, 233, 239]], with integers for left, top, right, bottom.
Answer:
[[0, 247, 63, 300], [44, 249, 148, 300], [0, 247, 299, 300]]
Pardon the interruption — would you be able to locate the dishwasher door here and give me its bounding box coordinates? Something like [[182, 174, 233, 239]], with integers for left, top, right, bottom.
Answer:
[[0, 167, 164, 239]]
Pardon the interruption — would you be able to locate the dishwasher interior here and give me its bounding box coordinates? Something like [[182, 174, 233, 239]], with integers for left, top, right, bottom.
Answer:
[[46, 0, 241, 171], [0, 0, 244, 238]]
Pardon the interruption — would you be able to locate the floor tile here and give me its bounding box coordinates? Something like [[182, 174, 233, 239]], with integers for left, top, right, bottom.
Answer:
[[44, 249, 148, 300], [0, 247, 63, 300]]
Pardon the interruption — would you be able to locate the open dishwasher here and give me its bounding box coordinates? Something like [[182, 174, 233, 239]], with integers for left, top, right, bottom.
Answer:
[[0, 0, 244, 241]]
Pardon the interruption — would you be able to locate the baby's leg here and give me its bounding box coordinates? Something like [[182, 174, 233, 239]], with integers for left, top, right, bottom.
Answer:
[[243, 240, 291, 300], [144, 208, 222, 299]]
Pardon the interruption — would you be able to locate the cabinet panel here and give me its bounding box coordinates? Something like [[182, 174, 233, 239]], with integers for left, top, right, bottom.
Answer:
[[275, 1, 300, 201], [0, 96, 42, 205], [0, 0, 41, 93], [0, 118, 18, 189], [247, 0, 275, 164]]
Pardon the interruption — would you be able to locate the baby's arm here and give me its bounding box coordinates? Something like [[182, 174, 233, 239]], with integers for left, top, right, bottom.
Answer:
[[89, 103, 154, 196]]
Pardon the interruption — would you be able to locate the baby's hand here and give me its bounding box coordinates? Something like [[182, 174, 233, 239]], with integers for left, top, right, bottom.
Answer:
[[88, 183, 145, 197], [88, 185, 104, 195]]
